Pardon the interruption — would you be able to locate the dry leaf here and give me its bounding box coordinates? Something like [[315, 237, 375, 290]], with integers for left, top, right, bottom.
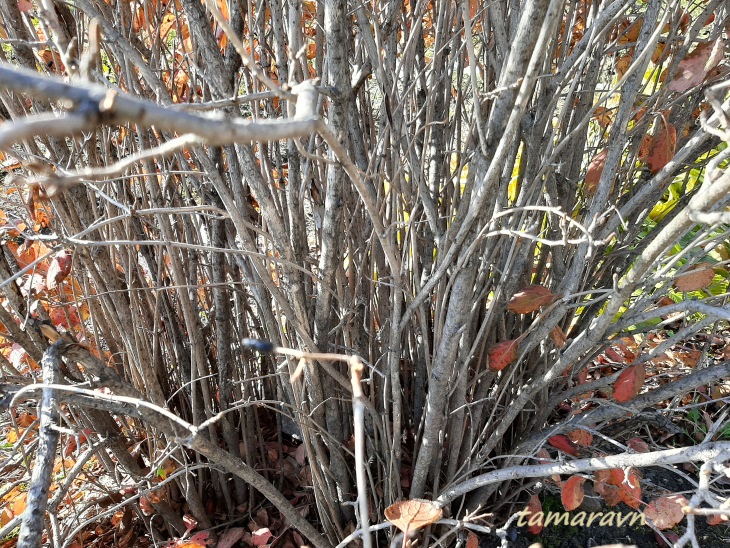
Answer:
[[466, 530, 479, 548], [568, 429, 593, 447], [648, 121, 677, 174], [550, 325, 567, 348], [585, 149, 608, 194], [561, 476, 586, 511], [674, 263, 715, 292], [488, 339, 519, 371], [613, 364, 646, 403], [669, 39, 725, 93], [627, 437, 650, 453], [384, 499, 442, 535], [645, 495, 688, 529], [46, 249, 72, 290], [525, 494, 543, 535], [507, 285, 555, 314]]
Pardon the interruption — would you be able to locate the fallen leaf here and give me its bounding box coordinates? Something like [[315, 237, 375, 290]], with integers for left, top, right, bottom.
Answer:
[[384, 499, 442, 535], [525, 494, 543, 535], [645, 495, 688, 529], [561, 476, 586, 511], [466, 530, 479, 548]]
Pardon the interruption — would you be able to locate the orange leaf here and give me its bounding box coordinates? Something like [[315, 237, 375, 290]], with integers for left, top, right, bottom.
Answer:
[[585, 149, 608, 194], [645, 495, 688, 530], [648, 121, 676, 174], [525, 494, 543, 535], [466, 531, 479, 548], [674, 263, 715, 292], [593, 106, 613, 128], [561, 476, 586, 511], [548, 434, 579, 457], [488, 339, 519, 371], [617, 469, 642, 510], [384, 499, 442, 535], [568, 429, 593, 447], [669, 39, 725, 93], [613, 364, 645, 403], [507, 285, 555, 314]]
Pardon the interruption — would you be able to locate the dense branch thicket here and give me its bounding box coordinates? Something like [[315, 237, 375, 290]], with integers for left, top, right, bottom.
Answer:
[[1, 0, 730, 546]]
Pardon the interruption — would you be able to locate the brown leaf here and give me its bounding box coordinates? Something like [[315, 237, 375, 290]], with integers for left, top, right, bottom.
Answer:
[[669, 39, 725, 93], [488, 339, 519, 371], [627, 437, 650, 453], [561, 476, 586, 511], [548, 435, 579, 457], [550, 326, 567, 348], [648, 121, 677, 174], [585, 149, 608, 194], [466, 531, 479, 548], [384, 499, 442, 535], [674, 263, 715, 292], [507, 285, 555, 314], [613, 364, 645, 403], [593, 106, 613, 128], [638, 134, 653, 162], [645, 495, 688, 530]]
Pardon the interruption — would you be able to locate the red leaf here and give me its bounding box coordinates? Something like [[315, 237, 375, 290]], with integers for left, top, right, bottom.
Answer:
[[488, 339, 519, 371], [618, 469, 643, 510], [648, 121, 677, 174], [585, 149, 608, 194], [669, 39, 725, 93], [613, 364, 645, 403], [525, 494, 543, 535], [507, 285, 555, 314], [561, 476, 586, 511], [252, 528, 272, 546], [548, 435, 579, 457], [466, 531, 479, 548]]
